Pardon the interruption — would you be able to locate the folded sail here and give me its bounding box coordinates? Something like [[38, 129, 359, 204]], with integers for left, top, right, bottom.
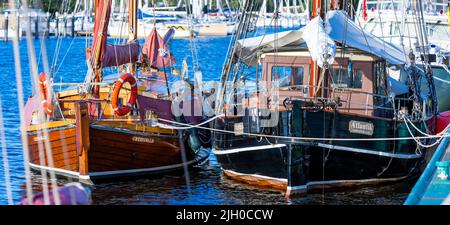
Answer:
[[101, 41, 140, 68], [140, 27, 176, 69]]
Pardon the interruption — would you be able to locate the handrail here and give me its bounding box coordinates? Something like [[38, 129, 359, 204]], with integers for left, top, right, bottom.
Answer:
[[243, 84, 415, 102], [404, 131, 450, 205]]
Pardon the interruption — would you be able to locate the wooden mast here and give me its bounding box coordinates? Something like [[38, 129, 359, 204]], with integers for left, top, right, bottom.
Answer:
[[128, 0, 138, 42], [92, 0, 109, 98], [308, 0, 322, 98], [128, 0, 138, 73]]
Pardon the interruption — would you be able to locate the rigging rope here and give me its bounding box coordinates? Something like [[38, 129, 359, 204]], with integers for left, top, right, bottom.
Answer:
[[158, 116, 450, 142], [9, 0, 34, 204], [20, 0, 62, 205], [0, 97, 13, 205]]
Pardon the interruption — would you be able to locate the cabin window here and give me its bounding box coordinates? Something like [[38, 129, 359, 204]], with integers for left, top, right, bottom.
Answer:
[[331, 68, 363, 88], [352, 70, 363, 88], [271, 66, 304, 87], [373, 61, 387, 96]]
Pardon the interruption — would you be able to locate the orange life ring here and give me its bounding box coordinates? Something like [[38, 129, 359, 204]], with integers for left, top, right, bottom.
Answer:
[[38, 72, 53, 115], [111, 73, 138, 116]]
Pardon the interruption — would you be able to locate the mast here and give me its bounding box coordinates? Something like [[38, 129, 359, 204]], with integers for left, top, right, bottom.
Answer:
[[128, 0, 138, 73], [415, 0, 437, 116], [308, 0, 322, 98], [128, 0, 138, 41], [92, 0, 112, 97]]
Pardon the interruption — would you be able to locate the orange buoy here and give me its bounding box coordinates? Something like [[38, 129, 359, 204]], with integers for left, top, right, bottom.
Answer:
[[111, 73, 138, 116], [38, 72, 53, 115]]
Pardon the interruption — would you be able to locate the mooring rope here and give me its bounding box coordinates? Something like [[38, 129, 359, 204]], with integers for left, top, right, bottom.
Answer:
[[403, 116, 449, 148]]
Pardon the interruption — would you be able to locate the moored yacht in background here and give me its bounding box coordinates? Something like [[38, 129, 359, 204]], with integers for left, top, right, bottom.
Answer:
[[355, 0, 450, 112]]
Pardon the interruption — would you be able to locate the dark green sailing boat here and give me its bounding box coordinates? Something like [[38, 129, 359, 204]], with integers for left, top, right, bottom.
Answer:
[[212, 0, 438, 195]]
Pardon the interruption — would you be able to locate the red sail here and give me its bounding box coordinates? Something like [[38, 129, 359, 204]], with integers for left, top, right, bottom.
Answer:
[[87, 0, 138, 68], [140, 27, 176, 69], [87, 0, 111, 64]]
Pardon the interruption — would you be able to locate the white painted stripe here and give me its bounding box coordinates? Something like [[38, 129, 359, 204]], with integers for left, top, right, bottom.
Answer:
[[317, 143, 422, 159], [88, 159, 198, 177], [434, 76, 450, 84], [30, 160, 200, 180], [212, 144, 286, 155], [29, 162, 84, 178], [126, 103, 132, 108], [223, 169, 288, 183], [79, 175, 91, 180], [41, 100, 46, 104], [130, 83, 137, 87], [118, 78, 124, 84], [113, 107, 119, 111]]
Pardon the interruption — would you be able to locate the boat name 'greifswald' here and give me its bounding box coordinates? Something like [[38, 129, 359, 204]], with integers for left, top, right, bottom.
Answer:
[[349, 120, 374, 136], [132, 136, 155, 143], [33, 136, 47, 142]]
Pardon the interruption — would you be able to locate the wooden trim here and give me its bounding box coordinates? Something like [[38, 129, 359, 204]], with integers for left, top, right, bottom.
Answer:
[[223, 169, 287, 191], [75, 101, 90, 176]]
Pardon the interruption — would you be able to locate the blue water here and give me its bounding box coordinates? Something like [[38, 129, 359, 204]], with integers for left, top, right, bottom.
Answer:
[[0, 34, 414, 205]]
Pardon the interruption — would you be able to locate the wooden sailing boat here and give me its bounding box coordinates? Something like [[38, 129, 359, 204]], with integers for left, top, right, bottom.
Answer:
[[25, 0, 210, 184], [212, 0, 438, 195]]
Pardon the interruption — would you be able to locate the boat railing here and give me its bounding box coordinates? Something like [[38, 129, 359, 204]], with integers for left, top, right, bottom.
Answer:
[[236, 83, 421, 117]]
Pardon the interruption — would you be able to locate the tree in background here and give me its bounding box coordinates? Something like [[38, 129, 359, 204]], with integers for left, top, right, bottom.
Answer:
[[1, 0, 361, 16], [0, 0, 76, 16]]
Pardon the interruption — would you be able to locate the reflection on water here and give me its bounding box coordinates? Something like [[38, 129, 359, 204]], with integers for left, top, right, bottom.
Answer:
[[30, 154, 412, 205]]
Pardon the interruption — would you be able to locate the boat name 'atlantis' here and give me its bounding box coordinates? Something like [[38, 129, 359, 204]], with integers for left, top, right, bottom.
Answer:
[[349, 120, 374, 136]]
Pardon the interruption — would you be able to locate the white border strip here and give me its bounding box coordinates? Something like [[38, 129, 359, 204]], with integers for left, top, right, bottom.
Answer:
[[213, 143, 421, 159], [318, 143, 422, 159], [30, 159, 199, 180], [28, 162, 91, 180], [212, 144, 286, 155]]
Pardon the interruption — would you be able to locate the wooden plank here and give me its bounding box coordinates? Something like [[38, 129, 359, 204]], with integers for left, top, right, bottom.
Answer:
[[29, 143, 77, 160], [26, 119, 75, 132], [90, 144, 180, 166], [90, 133, 180, 157], [27, 127, 76, 144], [75, 101, 90, 176], [91, 140, 181, 161]]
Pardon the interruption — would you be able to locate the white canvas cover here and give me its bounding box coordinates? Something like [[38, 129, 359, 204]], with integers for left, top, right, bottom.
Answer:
[[302, 15, 336, 68], [236, 10, 409, 66], [236, 29, 305, 66], [325, 10, 409, 65]]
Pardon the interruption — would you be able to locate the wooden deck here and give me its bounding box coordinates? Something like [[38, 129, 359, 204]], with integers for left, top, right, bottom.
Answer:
[[404, 132, 450, 205]]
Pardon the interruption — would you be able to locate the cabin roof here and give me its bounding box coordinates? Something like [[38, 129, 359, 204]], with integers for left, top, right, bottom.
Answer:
[[260, 49, 380, 62]]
